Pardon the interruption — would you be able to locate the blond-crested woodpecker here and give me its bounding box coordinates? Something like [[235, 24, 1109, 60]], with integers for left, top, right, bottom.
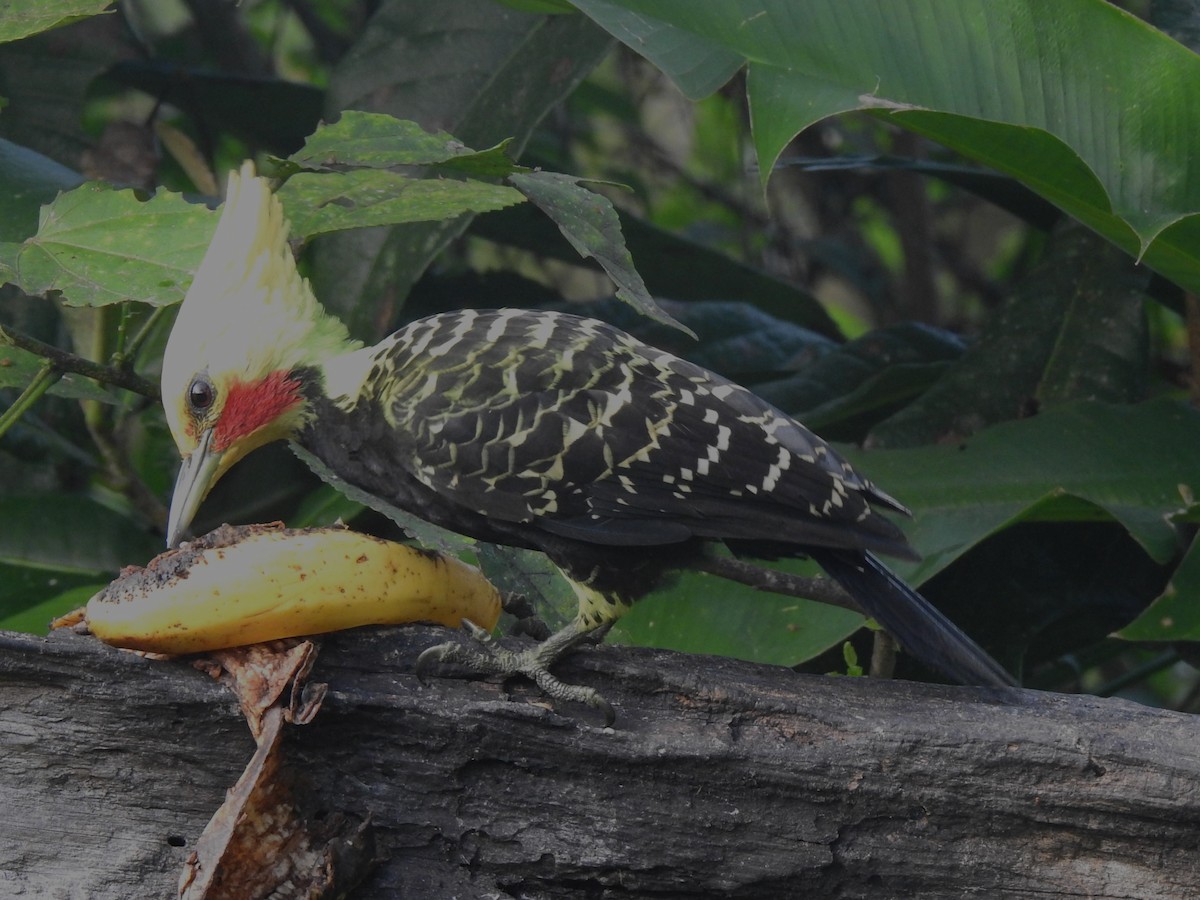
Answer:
[[162, 163, 1014, 717]]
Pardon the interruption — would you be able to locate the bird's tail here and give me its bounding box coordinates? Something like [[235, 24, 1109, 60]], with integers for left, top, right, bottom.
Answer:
[[809, 547, 1016, 689]]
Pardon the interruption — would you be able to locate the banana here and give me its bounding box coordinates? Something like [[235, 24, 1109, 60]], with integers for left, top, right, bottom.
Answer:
[[83, 522, 502, 654]]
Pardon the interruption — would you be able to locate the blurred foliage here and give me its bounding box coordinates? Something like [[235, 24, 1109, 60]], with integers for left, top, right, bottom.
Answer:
[[1, 0, 1199, 711]]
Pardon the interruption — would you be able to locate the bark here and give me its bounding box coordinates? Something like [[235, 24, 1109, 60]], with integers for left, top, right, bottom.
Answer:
[[1, 626, 1198, 899]]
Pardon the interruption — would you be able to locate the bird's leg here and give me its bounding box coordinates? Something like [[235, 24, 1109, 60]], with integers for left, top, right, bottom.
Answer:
[[415, 617, 616, 725]]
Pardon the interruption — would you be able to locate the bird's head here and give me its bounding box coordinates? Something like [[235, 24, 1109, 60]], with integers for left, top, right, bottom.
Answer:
[[162, 162, 360, 546]]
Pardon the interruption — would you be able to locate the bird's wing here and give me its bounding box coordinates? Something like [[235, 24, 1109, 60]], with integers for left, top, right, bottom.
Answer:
[[377, 310, 909, 554]]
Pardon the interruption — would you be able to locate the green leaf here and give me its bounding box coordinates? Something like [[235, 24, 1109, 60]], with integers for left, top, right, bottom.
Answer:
[[612, 560, 864, 666], [1118, 534, 1200, 642], [565, 0, 741, 99], [510, 171, 694, 336], [843, 399, 1200, 586], [924, 519, 1167, 672], [0, 494, 160, 576], [0, 138, 84, 242], [277, 169, 525, 238], [0, 582, 100, 634], [475, 544, 579, 632], [0, 0, 112, 45], [574, 0, 1200, 295], [0, 182, 216, 307], [493, 0, 579, 13], [286, 111, 520, 179], [289, 484, 366, 529]]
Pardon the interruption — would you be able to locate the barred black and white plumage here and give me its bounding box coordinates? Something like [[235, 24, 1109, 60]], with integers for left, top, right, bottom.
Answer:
[[300, 308, 1013, 689], [163, 166, 1015, 721]]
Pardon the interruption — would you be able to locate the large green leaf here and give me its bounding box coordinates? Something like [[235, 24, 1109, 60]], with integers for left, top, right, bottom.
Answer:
[[573, 0, 1200, 295], [0, 0, 112, 45], [0, 183, 216, 307], [0, 494, 159, 576], [0, 582, 101, 634], [843, 399, 1200, 586]]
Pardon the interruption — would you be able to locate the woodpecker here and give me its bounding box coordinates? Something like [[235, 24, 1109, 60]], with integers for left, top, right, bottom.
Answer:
[[162, 163, 1015, 717]]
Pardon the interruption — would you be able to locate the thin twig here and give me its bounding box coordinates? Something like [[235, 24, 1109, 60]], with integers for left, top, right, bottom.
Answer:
[[0, 325, 160, 399], [0, 361, 63, 440]]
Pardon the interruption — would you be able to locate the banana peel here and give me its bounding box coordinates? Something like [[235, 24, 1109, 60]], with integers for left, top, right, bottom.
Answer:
[[75, 522, 501, 654]]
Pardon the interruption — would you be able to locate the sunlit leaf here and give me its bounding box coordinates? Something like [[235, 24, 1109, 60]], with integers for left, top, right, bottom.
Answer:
[[0, 0, 112, 45], [0, 183, 215, 307], [286, 111, 519, 179], [278, 169, 524, 238]]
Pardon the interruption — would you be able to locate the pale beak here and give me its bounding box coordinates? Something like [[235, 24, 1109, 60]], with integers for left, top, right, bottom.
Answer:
[[166, 428, 223, 548]]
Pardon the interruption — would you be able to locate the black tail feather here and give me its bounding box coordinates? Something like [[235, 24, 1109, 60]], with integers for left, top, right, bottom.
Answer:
[[810, 548, 1017, 689]]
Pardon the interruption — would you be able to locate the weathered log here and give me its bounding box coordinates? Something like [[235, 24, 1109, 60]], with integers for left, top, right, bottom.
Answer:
[[1, 626, 1198, 899]]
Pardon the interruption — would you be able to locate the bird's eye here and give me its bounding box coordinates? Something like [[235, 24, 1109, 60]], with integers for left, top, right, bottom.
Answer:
[[188, 376, 216, 413]]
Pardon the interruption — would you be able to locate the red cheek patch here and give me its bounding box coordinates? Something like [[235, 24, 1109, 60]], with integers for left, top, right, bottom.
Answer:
[[212, 371, 304, 451]]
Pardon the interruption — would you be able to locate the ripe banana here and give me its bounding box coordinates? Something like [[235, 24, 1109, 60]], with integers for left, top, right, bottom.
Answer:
[[84, 523, 502, 654]]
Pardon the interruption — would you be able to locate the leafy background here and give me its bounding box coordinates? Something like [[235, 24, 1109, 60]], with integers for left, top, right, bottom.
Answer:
[[2, 0, 1200, 707]]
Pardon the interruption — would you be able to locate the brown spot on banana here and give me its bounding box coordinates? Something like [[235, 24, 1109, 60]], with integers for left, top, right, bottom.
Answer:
[[84, 522, 501, 654]]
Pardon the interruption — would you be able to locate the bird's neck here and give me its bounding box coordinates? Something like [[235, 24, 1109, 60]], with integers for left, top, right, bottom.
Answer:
[[316, 341, 385, 410]]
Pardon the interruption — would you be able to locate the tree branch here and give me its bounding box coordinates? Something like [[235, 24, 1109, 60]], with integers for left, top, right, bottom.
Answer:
[[0, 324, 161, 399], [1, 627, 1198, 899]]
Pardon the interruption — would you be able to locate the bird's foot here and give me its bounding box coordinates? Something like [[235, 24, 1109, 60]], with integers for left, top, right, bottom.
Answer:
[[416, 620, 615, 726]]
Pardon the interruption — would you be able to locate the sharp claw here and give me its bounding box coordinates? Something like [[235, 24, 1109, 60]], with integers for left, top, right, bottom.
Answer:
[[414, 644, 439, 685], [597, 696, 616, 728], [461, 618, 494, 642]]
